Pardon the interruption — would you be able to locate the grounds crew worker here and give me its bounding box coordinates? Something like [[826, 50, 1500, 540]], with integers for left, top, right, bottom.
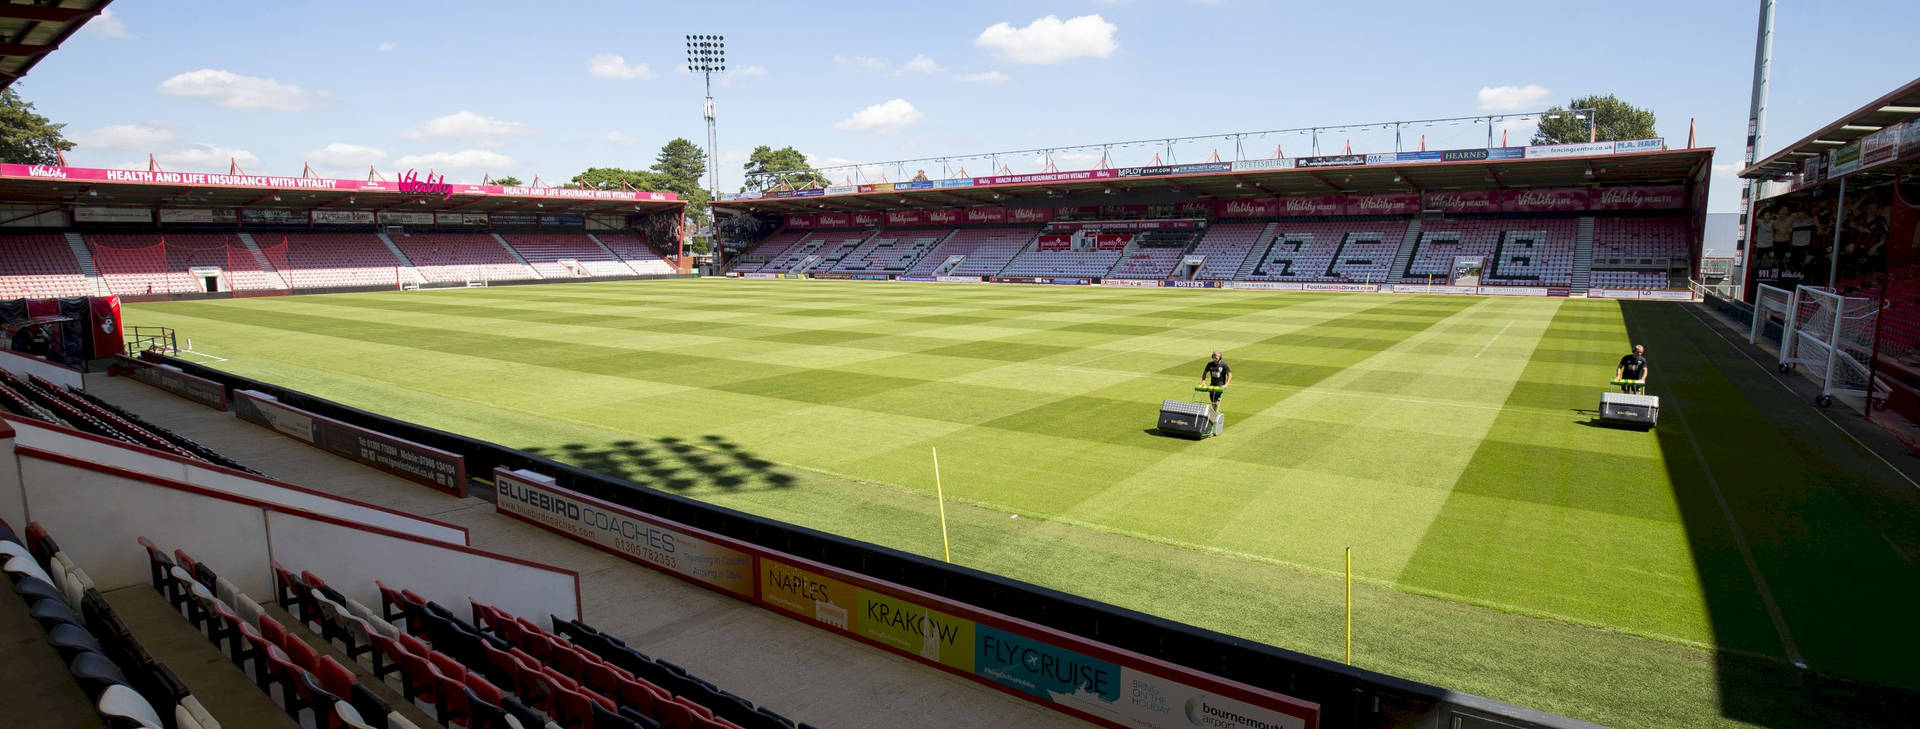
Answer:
[[1616, 344, 1649, 394], [1200, 351, 1232, 404]]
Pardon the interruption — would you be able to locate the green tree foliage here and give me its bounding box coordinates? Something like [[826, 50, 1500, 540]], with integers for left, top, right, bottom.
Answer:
[[741, 145, 830, 191], [489, 175, 523, 186], [651, 137, 707, 188], [0, 88, 72, 165], [1532, 94, 1658, 145]]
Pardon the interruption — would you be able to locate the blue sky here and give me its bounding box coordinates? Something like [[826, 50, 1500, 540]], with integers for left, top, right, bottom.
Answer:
[[30, 0, 1920, 213]]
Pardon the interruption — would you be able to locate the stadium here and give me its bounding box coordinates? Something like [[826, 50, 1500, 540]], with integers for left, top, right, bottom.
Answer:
[[0, 3, 1916, 729]]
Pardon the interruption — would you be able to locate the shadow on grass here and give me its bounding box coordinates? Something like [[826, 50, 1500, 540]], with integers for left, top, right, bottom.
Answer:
[[524, 433, 796, 494]]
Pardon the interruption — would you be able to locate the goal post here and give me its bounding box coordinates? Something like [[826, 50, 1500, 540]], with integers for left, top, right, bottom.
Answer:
[[1750, 283, 1796, 351], [1784, 286, 1884, 406]]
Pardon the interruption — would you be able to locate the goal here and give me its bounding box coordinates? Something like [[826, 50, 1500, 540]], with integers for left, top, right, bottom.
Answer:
[[1779, 286, 1885, 407]]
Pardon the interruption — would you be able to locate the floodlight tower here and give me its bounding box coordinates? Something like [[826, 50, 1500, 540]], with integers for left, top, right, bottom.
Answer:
[[686, 34, 725, 267]]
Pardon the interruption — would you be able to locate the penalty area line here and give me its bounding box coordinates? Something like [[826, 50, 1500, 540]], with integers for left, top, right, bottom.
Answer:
[[1474, 320, 1515, 359]]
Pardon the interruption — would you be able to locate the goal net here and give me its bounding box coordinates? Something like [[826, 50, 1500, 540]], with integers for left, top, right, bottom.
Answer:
[[1783, 286, 1882, 402], [1749, 283, 1795, 348]]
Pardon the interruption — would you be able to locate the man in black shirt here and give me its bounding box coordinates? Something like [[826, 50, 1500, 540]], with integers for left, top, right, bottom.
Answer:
[[1200, 351, 1232, 404], [1616, 345, 1649, 394]]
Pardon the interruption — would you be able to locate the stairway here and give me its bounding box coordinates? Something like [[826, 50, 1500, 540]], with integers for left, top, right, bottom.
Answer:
[[1571, 216, 1596, 292], [234, 232, 291, 289], [375, 233, 425, 285], [989, 232, 1040, 278], [64, 232, 110, 296], [585, 233, 642, 275], [1388, 218, 1424, 282], [490, 232, 542, 278], [1233, 222, 1281, 280], [901, 229, 959, 274]]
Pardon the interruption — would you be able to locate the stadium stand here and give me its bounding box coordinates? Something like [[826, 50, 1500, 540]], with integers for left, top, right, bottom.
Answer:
[[1589, 269, 1672, 289], [1406, 218, 1579, 286], [87, 234, 198, 295], [0, 234, 91, 298], [1105, 229, 1203, 279], [387, 234, 538, 284], [1243, 219, 1410, 283], [1589, 215, 1689, 291], [730, 230, 811, 273], [903, 226, 1038, 277], [503, 233, 635, 278], [6, 521, 223, 729], [1189, 222, 1270, 281], [0, 368, 263, 473], [999, 235, 1125, 278], [795, 232, 874, 274], [827, 229, 949, 275], [256, 234, 405, 290], [592, 233, 678, 276]]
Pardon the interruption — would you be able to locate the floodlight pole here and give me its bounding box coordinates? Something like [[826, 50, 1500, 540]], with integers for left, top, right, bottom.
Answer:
[[687, 34, 725, 269], [1739, 0, 1776, 299]]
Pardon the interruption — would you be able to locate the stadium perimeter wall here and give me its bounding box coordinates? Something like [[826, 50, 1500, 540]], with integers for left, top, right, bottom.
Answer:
[[138, 352, 1605, 729]]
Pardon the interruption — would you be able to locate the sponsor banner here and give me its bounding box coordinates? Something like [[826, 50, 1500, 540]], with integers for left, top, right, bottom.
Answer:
[[120, 355, 225, 410], [1049, 278, 1090, 285], [1100, 279, 1160, 287], [897, 275, 936, 282], [239, 208, 307, 225], [936, 275, 983, 283], [1475, 286, 1549, 297], [1588, 288, 1642, 299], [1611, 138, 1666, 154], [74, 206, 154, 223], [1159, 280, 1221, 288], [1391, 284, 1478, 295], [1391, 150, 1444, 164], [1231, 281, 1304, 291], [975, 170, 1116, 186], [1295, 154, 1366, 168], [1217, 198, 1280, 218], [886, 210, 926, 226], [895, 180, 934, 190], [975, 625, 1113, 702], [158, 208, 235, 223], [0, 164, 677, 202], [1422, 190, 1501, 214], [1094, 234, 1132, 250], [825, 185, 857, 195], [491, 213, 539, 226], [494, 470, 753, 597], [378, 211, 434, 225], [1171, 162, 1232, 174], [742, 272, 776, 279], [1502, 187, 1590, 212], [1589, 184, 1686, 211], [1344, 192, 1421, 216], [1047, 219, 1203, 232], [811, 273, 852, 280], [1230, 158, 1293, 172], [232, 390, 466, 495], [849, 274, 889, 281], [1118, 166, 1174, 178], [774, 273, 805, 279], [787, 188, 827, 198], [759, 557, 859, 630], [1036, 234, 1072, 251], [434, 212, 471, 225], [541, 215, 584, 227], [860, 589, 976, 670], [935, 178, 975, 189], [1365, 153, 1397, 165], [1277, 195, 1343, 216], [1007, 207, 1054, 223], [859, 183, 895, 193], [962, 207, 1006, 224], [1438, 146, 1525, 162], [851, 212, 883, 227], [1525, 141, 1615, 159], [1300, 283, 1378, 293], [783, 214, 815, 229], [816, 212, 851, 227], [925, 208, 961, 225], [1641, 289, 1695, 301], [993, 276, 1084, 285], [312, 209, 376, 225], [1860, 127, 1901, 169], [1548, 287, 1571, 297]]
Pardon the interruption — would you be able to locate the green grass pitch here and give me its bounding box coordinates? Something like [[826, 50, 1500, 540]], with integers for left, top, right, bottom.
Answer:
[[126, 279, 1920, 728]]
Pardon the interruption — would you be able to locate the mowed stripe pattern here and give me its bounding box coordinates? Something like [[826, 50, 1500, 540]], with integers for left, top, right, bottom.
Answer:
[[124, 280, 1920, 719]]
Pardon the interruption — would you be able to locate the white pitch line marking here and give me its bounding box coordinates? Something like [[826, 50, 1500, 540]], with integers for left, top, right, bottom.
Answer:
[[1475, 320, 1515, 359]]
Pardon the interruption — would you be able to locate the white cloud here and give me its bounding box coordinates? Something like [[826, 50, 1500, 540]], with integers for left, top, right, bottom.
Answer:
[[833, 99, 924, 134], [71, 124, 174, 150], [833, 55, 891, 73], [394, 149, 515, 177], [157, 69, 321, 111], [398, 110, 532, 147], [733, 65, 766, 77], [304, 143, 388, 173], [85, 8, 130, 38], [606, 131, 637, 146], [897, 55, 943, 76], [377, 42, 395, 53], [976, 15, 1118, 64], [587, 53, 655, 80], [1477, 84, 1552, 113], [156, 143, 260, 170], [957, 70, 1011, 84]]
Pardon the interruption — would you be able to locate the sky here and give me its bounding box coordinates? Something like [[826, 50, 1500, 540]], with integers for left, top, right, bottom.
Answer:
[[27, 0, 1920, 213]]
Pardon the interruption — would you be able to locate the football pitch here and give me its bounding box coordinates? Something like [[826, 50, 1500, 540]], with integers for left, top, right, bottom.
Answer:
[[126, 279, 1920, 728]]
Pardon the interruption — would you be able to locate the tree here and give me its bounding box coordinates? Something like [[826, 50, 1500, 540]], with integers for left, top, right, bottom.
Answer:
[[1532, 94, 1657, 145], [489, 175, 523, 186], [0, 88, 72, 165], [741, 145, 830, 192], [651, 138, 707, 189], [567, 167, 670, 191]]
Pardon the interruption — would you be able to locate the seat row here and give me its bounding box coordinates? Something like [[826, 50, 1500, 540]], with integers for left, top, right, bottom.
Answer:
[[7, 519, 220, 728], [0, 369, 259, 474]]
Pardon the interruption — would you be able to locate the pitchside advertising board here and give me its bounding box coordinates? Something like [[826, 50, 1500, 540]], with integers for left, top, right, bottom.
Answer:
[[121, 355, 226, 410], [496, 469, 1319, 729], [232, 389, 467, 496]]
